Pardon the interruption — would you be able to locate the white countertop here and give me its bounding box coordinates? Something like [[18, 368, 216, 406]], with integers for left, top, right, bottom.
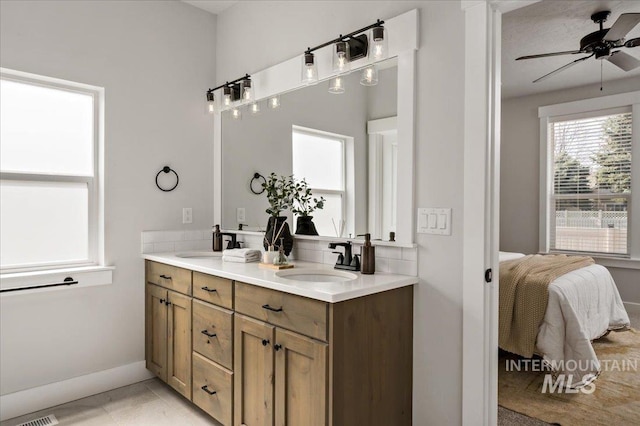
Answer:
[[143, 252, 417, 303]]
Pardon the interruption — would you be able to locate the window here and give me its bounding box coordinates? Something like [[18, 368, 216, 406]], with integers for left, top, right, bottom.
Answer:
[[540, 92, 639, 259], [0, 69, 103, 272], [292, 127, 346, 237]]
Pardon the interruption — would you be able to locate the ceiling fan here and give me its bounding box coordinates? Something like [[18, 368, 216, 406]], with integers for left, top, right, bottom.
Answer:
[[517, 11, 640, 83]]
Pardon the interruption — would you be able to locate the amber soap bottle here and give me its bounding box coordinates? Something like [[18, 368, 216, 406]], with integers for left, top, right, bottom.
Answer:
[[359, 233, 375, 274]]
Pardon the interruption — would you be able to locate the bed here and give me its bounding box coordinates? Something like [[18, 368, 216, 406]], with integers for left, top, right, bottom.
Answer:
[[498, 251, 630, 387]]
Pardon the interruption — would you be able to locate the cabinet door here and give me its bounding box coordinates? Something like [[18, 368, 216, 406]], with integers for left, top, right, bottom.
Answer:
[[167, 289, 192, 399], [234, 314, 275, 426], [274, 329, 327, 426], [146, 283, 168, 381]]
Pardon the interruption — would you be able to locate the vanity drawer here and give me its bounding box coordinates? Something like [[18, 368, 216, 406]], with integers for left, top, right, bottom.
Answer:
[[145, 261, 192, 295], [193, 272, 233, 309], [193, 300, 233, 370], [192, 352, 233, 426], [234, 281, 328, 342]]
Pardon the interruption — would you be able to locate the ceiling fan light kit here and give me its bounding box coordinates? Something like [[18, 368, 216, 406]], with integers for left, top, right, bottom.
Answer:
[[516, 11, 640, 83]]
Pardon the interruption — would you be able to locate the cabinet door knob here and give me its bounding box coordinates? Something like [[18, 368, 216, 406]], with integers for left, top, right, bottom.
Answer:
[[262, 339, 270, 346], [201, 330, 217, 338], [262, 304, 283, 312], [159, 274, 172, 280], [159, 298, 165, 304], [165, 300, 171, 306], [274, 344, 282, 351], [201, 385, 217, 395], [201, 286, 217, 292]]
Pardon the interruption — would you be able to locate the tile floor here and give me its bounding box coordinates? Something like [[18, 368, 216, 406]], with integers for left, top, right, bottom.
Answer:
[[3, 379, 221, 426]]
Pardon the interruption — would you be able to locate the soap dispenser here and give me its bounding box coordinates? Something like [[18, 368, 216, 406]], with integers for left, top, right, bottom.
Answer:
[[358, 233, 375, 274], [212, 225, 223, 252]]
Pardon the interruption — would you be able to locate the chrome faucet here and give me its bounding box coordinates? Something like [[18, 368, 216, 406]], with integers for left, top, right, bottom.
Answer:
[[328, 241, 360, 271]]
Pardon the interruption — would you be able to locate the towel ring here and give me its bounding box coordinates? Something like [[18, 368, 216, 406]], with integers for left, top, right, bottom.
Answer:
[[250, 172, 266, 195], [156, 166, 179, 192]]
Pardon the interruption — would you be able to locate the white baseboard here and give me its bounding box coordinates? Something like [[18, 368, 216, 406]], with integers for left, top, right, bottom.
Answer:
[[624, 301, 640, 316], [0, 360, 154, 421]]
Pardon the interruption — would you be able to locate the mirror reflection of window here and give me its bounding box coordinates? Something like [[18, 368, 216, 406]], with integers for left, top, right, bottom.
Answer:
[[292, 126, 348, 237]]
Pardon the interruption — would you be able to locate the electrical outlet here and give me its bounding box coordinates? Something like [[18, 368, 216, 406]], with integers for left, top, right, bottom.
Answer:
[[182, 207, 193, 224], [237, 207, 246, 223]]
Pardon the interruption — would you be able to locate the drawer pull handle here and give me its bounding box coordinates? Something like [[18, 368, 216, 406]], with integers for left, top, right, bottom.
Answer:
[[262, 304, 283, 312], [274, 344, 282, 351], [159, 274, 172, 280], [201, 286, 217, 292], [201, 385, 217, 395], [201, 330, 217, 338], [262, 339, 270, 346]]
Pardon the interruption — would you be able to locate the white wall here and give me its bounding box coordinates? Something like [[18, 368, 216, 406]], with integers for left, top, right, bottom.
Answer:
[[216, 2, 466, 424], [501, 76, 640, 303], [0, 0, 215, 397]]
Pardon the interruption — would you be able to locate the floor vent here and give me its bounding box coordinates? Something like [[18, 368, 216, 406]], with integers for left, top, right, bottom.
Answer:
[[16, 414, 58, 426]]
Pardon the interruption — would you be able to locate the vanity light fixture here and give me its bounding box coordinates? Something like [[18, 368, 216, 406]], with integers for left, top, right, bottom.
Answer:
[[223, 86, 233, 107], [231, 106, 242, 120], [241, 78, 254, 103], [328, 76, 345, 94], [250, 101, 261, 115], [302, 51, 318, 85], [360, 65, 378, 86], [204, 73, 251, 113], [300, 19, 385, 84], [370, 25, 387, 61], [333, 41, 350, 74], [269, 94, 281, 109], [205, 90, 216, 114]]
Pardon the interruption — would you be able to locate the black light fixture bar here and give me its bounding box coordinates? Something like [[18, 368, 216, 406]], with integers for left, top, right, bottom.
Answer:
[[207, 73, 251, 94], [304, 19, 384, 54]]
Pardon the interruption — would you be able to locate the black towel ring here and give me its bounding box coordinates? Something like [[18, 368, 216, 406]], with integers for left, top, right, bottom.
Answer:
[[250, 172, 266, 195], [156, 166, 179, 192]]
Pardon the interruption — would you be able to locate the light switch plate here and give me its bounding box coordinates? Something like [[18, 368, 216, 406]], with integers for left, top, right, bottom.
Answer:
[[182, 207, 193, 224], [237, 207, 246, 222], [417, 208, 452, 235]]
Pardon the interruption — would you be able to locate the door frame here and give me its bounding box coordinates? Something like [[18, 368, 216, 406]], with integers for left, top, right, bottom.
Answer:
[[461, 1, 541, 425]]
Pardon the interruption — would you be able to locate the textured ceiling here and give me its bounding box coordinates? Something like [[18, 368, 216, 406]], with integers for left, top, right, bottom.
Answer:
[[502, 0, 640, 99], [181, 1, 238, 15]]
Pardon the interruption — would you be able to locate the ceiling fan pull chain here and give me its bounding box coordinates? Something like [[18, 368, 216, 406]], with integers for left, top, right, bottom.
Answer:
[[600, 60, 603, 91]]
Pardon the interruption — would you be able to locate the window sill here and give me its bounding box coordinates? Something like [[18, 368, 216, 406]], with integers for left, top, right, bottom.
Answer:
[[544, 251, 640, 270], [0, 265, 114, 295]]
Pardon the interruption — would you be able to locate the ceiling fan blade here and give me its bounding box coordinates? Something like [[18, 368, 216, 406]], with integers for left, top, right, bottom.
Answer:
[[604, 13, 640, 41], [533, 54, 594, 83], [625, 37, 640, 48], [516, 50, 583, 60], [607, 50, 640, 71]]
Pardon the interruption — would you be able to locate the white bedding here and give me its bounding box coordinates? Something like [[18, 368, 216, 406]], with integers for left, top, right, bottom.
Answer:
[[499, 251, 630, 385]]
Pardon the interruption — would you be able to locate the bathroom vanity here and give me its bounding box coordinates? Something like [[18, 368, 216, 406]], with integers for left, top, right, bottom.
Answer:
[[143, 253, 416, 426]]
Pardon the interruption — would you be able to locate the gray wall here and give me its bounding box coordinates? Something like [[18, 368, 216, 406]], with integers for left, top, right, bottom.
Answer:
[[0, 0, 216, 395], [217, 2, 466, 424], [501, 75, 640, 303], [221, 67, 397, 234]]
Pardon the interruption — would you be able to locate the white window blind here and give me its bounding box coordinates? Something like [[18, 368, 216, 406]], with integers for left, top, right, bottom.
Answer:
[[549, 110, 632, 256]]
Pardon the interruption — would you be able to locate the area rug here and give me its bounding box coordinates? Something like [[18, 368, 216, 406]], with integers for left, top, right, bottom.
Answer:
[[498, 328, 640, 426]]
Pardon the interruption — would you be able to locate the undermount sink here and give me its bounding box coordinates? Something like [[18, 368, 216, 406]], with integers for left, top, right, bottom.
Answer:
[[175, 251, 222, 259], [275, 268, 358, 283]]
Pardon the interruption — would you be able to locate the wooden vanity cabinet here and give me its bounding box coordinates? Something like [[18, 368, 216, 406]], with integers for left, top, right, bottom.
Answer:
[[234, 281, 413, 426], [145, 262, 192, 400], [145, 260, 413, 426]]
